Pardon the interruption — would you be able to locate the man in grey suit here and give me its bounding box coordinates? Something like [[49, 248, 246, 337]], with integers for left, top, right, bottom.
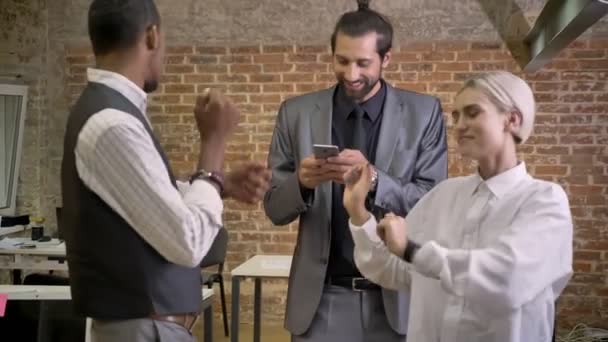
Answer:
[[263, 1, 447, 341]]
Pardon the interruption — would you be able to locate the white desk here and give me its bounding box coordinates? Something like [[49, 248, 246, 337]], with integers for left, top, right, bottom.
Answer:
[[0, 237, 67, 284], [0, 285, 215, 342], [230, 255, 292, 342], [0, 225, 30, 237]]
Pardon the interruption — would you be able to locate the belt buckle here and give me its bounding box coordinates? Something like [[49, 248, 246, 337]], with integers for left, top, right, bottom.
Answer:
[[352, 277, 365, 292]]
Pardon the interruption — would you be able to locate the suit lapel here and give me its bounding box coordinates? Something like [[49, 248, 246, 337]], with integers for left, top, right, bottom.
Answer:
[[310, 87, 334, 146], [310, 87, 335, 223], [375, 84, 405, 172]]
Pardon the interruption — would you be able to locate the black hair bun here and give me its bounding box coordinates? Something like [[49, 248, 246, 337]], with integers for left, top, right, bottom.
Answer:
[[357, 0, 370, 11]]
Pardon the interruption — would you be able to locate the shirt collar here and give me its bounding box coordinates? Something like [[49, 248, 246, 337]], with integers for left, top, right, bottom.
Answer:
[[335, 79, 386, 123], [86, 67, 148, 115], [472, 162, 529, 199]]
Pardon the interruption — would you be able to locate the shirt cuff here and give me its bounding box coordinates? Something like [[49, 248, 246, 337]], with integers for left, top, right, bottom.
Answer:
[[348, 214, 382, 243], [183, 179, 224, 226], [413, 240, 447, 279]]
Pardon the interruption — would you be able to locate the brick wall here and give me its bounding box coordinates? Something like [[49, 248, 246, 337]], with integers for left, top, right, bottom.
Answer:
[[65, 40, 608, 328]]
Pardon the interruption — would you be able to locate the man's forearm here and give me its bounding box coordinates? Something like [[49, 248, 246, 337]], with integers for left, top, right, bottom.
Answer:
[[198, 139, 226, 172]]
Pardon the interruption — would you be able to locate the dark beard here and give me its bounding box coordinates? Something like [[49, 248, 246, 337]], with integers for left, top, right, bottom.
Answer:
[[143, 79, 159, 93], [339, 76, 380, 102]]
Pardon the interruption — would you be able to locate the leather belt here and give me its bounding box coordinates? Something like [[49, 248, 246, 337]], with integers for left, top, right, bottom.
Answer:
[[326, 276, 381, 291], [150, 313, 199, 333]]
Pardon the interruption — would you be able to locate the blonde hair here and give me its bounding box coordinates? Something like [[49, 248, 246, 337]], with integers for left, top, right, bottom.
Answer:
[[459, 71, 536, 144]]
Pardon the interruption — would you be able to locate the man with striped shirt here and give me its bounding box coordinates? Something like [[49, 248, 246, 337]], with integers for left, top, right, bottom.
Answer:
[[60, 1, 270, 341]]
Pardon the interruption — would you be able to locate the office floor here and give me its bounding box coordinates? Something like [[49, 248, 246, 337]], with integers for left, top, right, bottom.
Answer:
[[193, 322, 290, 342]]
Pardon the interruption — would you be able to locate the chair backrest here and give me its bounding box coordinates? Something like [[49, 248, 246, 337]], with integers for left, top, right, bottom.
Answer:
[[199, 227, 228, 268]]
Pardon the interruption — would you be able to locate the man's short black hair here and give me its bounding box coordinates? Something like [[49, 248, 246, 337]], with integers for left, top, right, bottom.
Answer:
[[330, 0, 393, 59], [88, 0, 160, 56]]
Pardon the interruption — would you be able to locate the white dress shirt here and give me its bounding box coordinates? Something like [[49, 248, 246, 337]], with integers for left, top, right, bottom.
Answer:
[[75, 67, 222, 267], [350, 162, 573, 342]]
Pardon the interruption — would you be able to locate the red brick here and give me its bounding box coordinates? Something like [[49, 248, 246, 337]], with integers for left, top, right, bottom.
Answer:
[[315, 73, 336, 82], [295, 63, 328, 72], [436, 41, 470, 50], [535, 93, 559, 103], [164, 65, 194, 74], [250, 94, 281, 103], [559, 115, 592, 124], [574, 104, 608, 114], [164, 84, 195, 94], [229, 64, 261, 73], [534, 115, 559, 125], [472, 61, 506, 71], [534, 82, 568, 92], [283, 73, 314, 82], [471, 42, 502, 50], [188, 55, 218, 64], [184, 74, 215, 83], [253, 54, 285, 63], [296, 84, 325, 93], [296, 45, 329, 53], [226, 95, 248, 104], [229, 84, 261, 93], [569, 126, 604, 134], [589, 39, 608, 49], [526, 135, 558, 145], [391, 52, 420, 62], [545, 59, 580, 70], [195, 46, 227, 55], [196, 64, 228, 73], [571, 50, 606, 59], [421, 51, 455, 61], [435, 62, 470, 71], [395, 83, 428, 93], [150, 94, 181, 104], [216, 74, 247, 83], [525, 72, 559, 81], [596, 93, 608, 102], [559, 135, 593, 144], [560, 93, 595, 103], [536, 146, 570, 155], [230, 46, 261, 54], [418, 72, 451, 82], [263, 63, 294, 73], [287, 54, 318, 63], [535, 165, 568, 175], [220, 55, 251, 64], [262, 45, 294, 53], [166, 46, 193, 54], [580, 60, 608, 69], [399, 42, 435, 51], [456, 51, 492, 61], [250, 74, 281, 83], [430, 82, 461, 92], [574, 251, 603, 261]]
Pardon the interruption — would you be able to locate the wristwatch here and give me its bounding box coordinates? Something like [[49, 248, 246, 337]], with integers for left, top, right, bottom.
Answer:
[[190, 169, 225, 195], [370, 166, 379, 193], [403, 240, 421, 263]]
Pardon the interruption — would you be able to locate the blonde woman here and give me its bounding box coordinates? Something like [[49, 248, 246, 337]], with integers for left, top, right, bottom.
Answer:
[[343, 71, 573, 342]]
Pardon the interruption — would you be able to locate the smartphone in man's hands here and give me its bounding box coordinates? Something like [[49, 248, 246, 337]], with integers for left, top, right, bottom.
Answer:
[[313, 144, 339, 159]]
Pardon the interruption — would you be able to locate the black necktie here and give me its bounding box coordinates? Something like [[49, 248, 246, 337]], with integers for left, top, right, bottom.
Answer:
[[350, 106, 367, 156]]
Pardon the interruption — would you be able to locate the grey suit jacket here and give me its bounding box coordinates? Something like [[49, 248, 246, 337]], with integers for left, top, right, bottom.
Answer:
[[263, 84, 448, 335]]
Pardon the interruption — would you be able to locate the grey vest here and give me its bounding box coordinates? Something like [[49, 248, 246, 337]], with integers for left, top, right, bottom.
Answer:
[[61, 82, 201, 319]]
